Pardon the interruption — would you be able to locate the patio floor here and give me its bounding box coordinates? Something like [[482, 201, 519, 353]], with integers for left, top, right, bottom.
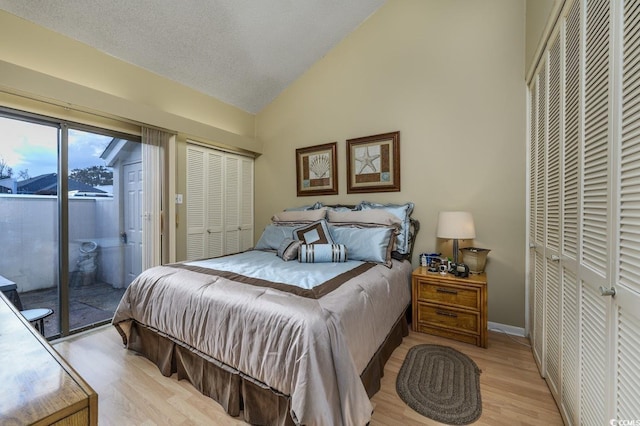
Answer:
[[18, 281, 126, 339]]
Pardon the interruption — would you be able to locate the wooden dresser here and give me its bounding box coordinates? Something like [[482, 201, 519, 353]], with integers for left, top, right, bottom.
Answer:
[[0, 292, 98, 425], [412, 266, 488, 348]]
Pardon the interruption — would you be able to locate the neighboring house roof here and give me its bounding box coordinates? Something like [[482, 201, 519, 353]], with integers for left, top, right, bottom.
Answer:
[[17, 173, 106, 195], [0, 177, 16, 194]]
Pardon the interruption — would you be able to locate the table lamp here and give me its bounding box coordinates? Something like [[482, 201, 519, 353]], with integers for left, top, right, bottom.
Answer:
[[436, 211, 476, 264]]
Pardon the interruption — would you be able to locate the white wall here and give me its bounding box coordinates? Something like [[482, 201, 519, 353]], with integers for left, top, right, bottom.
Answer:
[[256, 0, 527, 327], [0, 196, 127, 292]]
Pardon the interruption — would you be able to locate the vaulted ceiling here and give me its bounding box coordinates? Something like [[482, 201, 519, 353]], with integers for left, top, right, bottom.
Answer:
[[0, 0, 386, 114]]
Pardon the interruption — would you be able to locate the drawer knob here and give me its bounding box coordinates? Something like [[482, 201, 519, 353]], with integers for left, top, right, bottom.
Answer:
[[436, 310, 458, 318], [436, 287, 458, 295]]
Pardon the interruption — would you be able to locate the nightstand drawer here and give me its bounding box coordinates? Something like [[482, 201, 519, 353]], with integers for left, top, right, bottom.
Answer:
[[416, 324, 480, 346], [417, 304, 479, 333], [417, 281, 479, 309]]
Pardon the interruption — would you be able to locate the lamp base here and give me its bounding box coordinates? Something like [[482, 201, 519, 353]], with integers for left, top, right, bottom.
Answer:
[[452, 239, 460, 265]]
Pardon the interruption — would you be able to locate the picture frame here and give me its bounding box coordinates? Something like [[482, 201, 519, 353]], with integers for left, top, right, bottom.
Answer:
[[296, 142, 338, 196], [346, 131, 400, 193]]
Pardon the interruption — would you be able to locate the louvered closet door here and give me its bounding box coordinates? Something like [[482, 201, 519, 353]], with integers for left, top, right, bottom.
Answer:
[[544, 32, 562, 400], [187, 145, 254, 260], [579, 0, 613, 423], [239, 156, 254, 251], [206, 150, 225, 257], [529, 0, 640, 423], [223, 154, 253, 254], [531, 62, 548, 374], [186, 146, 206, 259], [528, 74, 540, 369], [224, 155, 241, 254], [617, 0, 640, 416], [187, 145, 224, 259], [560, 1, 581, 423]]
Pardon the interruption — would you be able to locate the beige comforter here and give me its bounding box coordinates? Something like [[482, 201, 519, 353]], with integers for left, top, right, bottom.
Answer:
[[113, 256, 412, 426]]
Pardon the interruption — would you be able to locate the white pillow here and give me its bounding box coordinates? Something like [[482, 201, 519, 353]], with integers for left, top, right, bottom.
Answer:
[[327, 209, 402, 226]]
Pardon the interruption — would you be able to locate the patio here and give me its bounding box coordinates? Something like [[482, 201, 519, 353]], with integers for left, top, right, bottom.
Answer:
[[18, 281, 126, 339]]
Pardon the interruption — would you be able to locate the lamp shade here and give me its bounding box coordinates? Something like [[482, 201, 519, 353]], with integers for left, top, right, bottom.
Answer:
[[436, 211, 476, 239]]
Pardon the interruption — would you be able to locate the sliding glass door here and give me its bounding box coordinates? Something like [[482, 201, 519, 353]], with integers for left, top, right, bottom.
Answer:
[[0, 115, 61, 336], [0, 109, 144, 338]]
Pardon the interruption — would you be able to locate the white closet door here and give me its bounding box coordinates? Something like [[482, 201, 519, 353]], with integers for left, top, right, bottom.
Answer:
[[579, 0, 612, 423], [239, 156, 254, 252], [222, 154, 254, 254], [532, 63, 548, 372], [616, 0, 640, 416], [186, 146, 206, 260], [187, 145, 254, 260], [560, 1, 581, 422], [206, 150, 224, 258], [528, 74, 538, 364], [224, 155, 240, 254], [545, 33, 562, 399], [529, 0, 640, 423]]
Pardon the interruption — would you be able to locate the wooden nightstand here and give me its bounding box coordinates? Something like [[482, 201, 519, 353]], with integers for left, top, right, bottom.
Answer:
[[411, 266, 488, 348]]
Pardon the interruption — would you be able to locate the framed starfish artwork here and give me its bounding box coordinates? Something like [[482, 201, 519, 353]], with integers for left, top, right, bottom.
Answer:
[[346, 131, 400, 193], [295, 142, 338, 196]]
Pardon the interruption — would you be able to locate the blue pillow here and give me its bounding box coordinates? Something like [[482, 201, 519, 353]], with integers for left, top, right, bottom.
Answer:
[[298, 244, 348, 263], [329, 225, 396, 267], [359, 201, 414, 255], [254, 225, 296, 251]]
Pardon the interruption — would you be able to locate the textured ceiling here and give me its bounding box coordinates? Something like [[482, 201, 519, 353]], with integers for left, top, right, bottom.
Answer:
[[0, 0, 385, 114]]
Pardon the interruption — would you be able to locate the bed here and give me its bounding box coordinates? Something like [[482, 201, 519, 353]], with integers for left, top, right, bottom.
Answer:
[[112, 202, 419, 426]]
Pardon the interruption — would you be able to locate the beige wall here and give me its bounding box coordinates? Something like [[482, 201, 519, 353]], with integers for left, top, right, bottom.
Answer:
[[1, 2, 530, 328], [0, 10, 258, 152], [525, 0, 560, 78], [256, 0, 527, 328]]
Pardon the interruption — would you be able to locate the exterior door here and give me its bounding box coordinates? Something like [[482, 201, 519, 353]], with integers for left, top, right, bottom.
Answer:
[[124, 162, 142, 286]]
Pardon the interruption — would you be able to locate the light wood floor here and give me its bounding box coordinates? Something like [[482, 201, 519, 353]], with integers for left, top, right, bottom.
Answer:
[[53, 326, 563, 425]]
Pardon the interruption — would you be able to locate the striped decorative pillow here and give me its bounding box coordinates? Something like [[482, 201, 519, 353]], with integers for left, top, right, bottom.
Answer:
[[298, 244, 348, 263]]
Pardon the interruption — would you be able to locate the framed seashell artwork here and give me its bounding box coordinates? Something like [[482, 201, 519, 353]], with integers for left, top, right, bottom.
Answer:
[[346, 131, 400, 193], [296, 142, 338, 196]]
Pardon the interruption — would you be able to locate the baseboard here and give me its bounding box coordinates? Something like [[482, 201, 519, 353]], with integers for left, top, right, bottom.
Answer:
[[488, 321, 526, 338]]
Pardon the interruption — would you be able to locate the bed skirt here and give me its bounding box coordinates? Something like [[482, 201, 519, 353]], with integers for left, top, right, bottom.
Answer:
[[124, 307, 409, 425]]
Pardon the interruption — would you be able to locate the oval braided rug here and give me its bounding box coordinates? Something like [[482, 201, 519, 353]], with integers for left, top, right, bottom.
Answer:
[[396, 344, 482, 424]]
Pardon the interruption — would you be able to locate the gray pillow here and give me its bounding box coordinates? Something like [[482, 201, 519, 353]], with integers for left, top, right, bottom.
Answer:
[[277, 238, 302, 261]]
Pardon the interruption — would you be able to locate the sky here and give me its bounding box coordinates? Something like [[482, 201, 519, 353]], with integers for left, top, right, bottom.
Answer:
[[0, 116, 114, 179]]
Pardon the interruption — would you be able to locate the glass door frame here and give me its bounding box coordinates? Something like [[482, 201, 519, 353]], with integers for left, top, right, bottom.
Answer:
[[1, 106, 143, 338]]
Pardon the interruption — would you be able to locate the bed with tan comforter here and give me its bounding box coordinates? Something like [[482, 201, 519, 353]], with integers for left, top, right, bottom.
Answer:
[[113, 250, 411, 425], [113, 203, 418, 425]]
